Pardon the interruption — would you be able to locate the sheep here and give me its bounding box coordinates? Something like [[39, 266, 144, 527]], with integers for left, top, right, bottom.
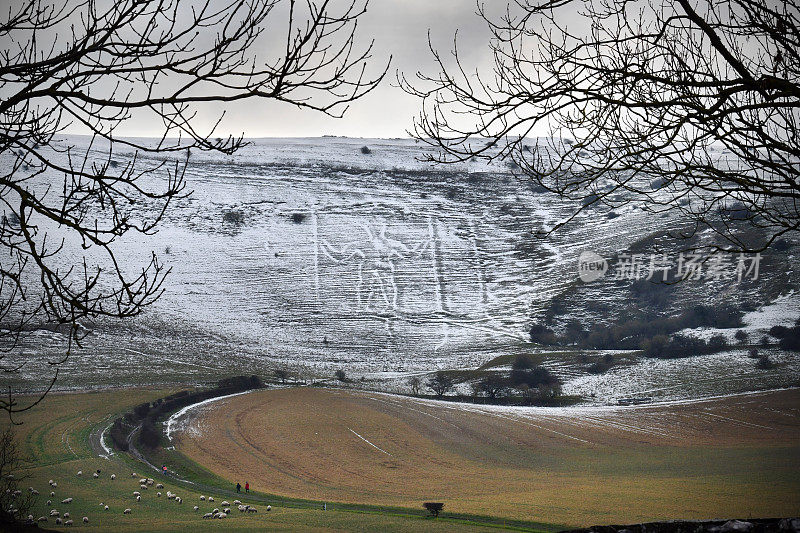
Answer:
[[132, 491, 140, 497], [136, 495, 141, 502], [27, 514, 33, 522], [55, 518, 62, 525], [61, 498, 73, 504], [110, 474, 116, 480], [157, 492, 161, 497], [208, 496, 214, 502], [211, 508, 219, 514], [202, 513, 212, 519], [93, 472, 99, 478], [48, 479, 54, 486], [63, 512, 70, 519], [50, 492, 55, 497], [123, 508, 131, 514], [83, 517, 89, 523], [175, 497, 182, 504], [233, 500, 241, 505], [237, 505, 247, 512], [221, 500, 230, 506], [138, 478, 147, 484], [140, 484, 148, 490], [223, 508, 230, 514], [266, 505, 271, 512], [247, 506, 258, 513], [51, 483, 57, 488], [193, 505, 199, 511], [104, 506, 109, 511], [199, 495, 205, 501], [146, 478, 154, 485], [12, 489, 22, 497], [46, 500, 51, 506], [64, 519, 73, 526], [156, 483, 163, 489], [76, 471, 82, 476], [131, 472, 137, 478], [217, 513, 226, 519], [37, 516, 47, 522]]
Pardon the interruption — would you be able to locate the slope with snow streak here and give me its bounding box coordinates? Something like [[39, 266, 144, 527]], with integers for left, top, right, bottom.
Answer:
[[172, 387, 800, 525]]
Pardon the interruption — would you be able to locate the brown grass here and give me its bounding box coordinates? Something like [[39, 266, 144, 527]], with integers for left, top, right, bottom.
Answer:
[[173, 388, 800, 527]]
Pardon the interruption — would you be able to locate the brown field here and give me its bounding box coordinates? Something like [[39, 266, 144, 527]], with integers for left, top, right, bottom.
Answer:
[[174, 387, 800, 527]]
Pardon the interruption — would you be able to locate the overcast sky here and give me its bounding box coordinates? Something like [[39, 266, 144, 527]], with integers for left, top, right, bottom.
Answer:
[[112, 0, 495, 139]]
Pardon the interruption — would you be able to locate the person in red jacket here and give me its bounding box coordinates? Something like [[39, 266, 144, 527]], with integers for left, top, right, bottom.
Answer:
[[245, 482, 249, 493]]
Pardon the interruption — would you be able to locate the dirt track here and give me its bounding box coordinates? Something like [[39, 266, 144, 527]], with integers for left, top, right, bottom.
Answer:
[[172, 388, 800, 526]]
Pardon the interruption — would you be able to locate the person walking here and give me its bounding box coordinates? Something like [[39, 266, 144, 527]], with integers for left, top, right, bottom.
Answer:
[[245, 482, 249, 493], [236, 482, 241, 493]]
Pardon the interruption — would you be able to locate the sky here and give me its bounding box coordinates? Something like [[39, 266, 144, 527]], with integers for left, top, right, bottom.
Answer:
[[111, 0, 496, 139]]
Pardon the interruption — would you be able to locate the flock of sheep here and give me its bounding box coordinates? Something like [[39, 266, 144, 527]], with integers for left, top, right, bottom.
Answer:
[[18, 468, 268, 526]]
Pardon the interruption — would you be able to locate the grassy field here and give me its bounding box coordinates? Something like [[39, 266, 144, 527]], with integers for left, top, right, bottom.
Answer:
[[173, 387, 800, 527], [3, 388, 560, 532]]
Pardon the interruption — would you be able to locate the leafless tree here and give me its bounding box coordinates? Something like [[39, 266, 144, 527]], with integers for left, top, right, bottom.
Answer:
[[402, 0, 799, 252], [0, 0, 387, 416], [426, 371, 454, 398], [0, 428, 35, 525]]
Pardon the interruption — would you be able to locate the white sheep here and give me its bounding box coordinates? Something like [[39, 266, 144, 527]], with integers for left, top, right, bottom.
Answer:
[[233, 500, 241, 505], [83, 517, 88, 523], [64, 519, 73, 526], [132, 491, 140, 497], [223, 508, 230, 514], [237, 505, 246, 512], [48, 479, 54, 486], [55, 517, 62, 525], [266, 505, 271, 512], [61, 498, 72, 504], [193, 505, 199, 511], [208, 496, 214, 502], [202, 513, 212, 519], [63, 512, 70, 519], [93, 472, 99, 478], [140, 484, 148, 490], [175, 497, 182, 504], [146, 478, 154, 485], [221, 501, 230, 506], [136, 495, 141, 502], [156, 483, 163, 489], [138, 478, 147, 484], [123, 508, 131, 514], [76, 471, 82, 476], [217, 513, 226, 519], [212, 508, 219, 514], [157, 492, 161, 497], [131, 472, 137, 478], [46, 500, 51, 506], [37, 516, 47, 522], [50, 492, 55, 497], [110, 474, 116, 480], [104, 506, 109, 511], [248, 506, 258, 513], [200, 495, 205, 501], [50, 482, 57, 488]]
